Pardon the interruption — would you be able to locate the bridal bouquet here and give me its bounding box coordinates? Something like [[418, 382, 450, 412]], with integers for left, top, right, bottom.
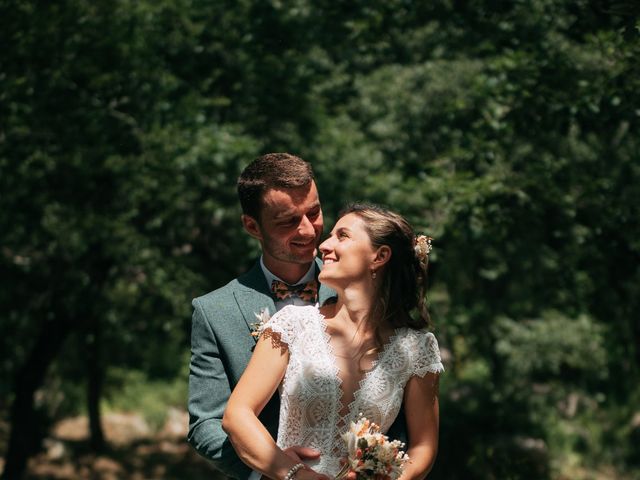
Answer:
[[335, 414, 409, 480]]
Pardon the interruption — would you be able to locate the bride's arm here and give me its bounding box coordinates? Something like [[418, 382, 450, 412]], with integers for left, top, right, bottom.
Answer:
[[399, 372, 441, 479], [222, 331, 328, 480]]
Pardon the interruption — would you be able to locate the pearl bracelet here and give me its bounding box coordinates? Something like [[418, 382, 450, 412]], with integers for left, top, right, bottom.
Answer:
[[283, 462, 305, 480]]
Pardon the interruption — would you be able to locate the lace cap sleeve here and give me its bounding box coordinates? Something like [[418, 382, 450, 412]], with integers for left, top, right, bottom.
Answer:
[[256, 305, 299, 347], [412, 330, 445, 377]]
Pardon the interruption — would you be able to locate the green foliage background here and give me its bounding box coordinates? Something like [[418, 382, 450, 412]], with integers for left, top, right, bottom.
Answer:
[[1, 0, 639, 478]]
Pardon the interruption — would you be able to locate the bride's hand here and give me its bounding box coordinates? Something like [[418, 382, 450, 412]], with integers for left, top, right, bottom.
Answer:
[[278, 446, 325, 479], [282, 445, 321, 463], [295, 468, 331, 480], [259, 470, 329, 480], [258, 447, 324, 479], [336, 459, 357, 480], [338, 473, 356, 480], [259, 466, 328, 480]]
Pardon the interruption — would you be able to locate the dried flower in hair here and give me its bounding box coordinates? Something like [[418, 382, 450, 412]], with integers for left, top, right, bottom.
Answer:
[[414, 235, 433, 266]]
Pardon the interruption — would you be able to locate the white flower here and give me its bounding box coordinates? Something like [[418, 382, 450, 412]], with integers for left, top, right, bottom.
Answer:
[[250, 307, 271, 338]]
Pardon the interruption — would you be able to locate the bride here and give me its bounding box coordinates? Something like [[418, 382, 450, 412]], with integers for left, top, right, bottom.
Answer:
[[222, 203, 443, 479]]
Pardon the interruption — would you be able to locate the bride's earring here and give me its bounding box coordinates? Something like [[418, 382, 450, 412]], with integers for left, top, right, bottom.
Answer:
[[371, 269, 377, 279]]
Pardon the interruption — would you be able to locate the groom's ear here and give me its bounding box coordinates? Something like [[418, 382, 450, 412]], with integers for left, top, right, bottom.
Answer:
[[242, 214, 263, 241]]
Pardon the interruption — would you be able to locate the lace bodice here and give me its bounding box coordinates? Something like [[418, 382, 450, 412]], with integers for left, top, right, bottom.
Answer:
[[259, 305, 444, 476]]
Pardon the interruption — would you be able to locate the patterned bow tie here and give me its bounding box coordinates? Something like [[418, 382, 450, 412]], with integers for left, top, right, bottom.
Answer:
[[271, 279, 318, 303]]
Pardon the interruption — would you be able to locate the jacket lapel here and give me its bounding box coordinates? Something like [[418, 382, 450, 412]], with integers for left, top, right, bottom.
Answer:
[[234, 261, 276, 339]]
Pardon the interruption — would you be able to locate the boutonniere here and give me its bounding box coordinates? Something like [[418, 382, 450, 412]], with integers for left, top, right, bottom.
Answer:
[[250, 307, 271, 338]]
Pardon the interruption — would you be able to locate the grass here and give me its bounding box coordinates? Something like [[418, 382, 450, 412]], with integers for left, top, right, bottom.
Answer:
[[102, 367, 188, 431]]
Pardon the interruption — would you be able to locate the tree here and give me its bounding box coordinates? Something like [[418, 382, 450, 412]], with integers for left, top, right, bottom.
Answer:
[[1, 0, 638, 478]]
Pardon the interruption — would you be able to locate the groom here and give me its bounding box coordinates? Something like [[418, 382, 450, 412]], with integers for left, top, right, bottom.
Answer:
[[188, 153, 333, 478]]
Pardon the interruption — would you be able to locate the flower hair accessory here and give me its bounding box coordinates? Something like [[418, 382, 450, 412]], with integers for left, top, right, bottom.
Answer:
[[414, 235, 433, 267]]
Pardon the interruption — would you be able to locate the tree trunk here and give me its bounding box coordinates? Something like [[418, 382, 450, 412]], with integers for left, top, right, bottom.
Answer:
[[1, 318, 72, 480], [633, 314, 640, 372], [87, 319, 105, 451]]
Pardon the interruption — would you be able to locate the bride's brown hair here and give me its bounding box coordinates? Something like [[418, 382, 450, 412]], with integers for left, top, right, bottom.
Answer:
[[339, 203, 432, 338]]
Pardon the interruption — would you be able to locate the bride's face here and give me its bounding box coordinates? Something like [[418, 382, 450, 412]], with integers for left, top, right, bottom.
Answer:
[[318, 213, 378, 288]]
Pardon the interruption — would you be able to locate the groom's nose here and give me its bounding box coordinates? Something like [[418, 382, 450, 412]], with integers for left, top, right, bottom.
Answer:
[[298, 214, 316, 238]]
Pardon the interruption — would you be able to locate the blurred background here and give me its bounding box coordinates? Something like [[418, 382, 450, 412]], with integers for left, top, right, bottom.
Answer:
[[1, 1, 639, 479]]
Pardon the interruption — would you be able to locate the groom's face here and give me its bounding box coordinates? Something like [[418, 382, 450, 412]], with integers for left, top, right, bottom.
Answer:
[[242, 181, 323, 278]]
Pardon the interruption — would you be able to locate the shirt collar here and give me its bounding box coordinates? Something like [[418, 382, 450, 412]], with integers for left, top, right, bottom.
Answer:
[[260, 256, 316, 289]]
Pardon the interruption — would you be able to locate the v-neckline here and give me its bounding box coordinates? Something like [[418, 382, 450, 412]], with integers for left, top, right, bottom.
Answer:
[[315, 307, 401, 429]]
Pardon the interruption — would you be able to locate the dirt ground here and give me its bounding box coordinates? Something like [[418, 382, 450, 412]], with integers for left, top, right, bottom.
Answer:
[[0, 409, 229, 480], [2, 412, 634, 480]]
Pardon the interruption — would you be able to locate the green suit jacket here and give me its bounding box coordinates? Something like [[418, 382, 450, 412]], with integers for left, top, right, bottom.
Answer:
[[187, 258, 333, 478], [187, 258, 407, 478]]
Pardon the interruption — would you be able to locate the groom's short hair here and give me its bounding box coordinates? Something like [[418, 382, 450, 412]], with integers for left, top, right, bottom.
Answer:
[[237, 153, 315, 220]]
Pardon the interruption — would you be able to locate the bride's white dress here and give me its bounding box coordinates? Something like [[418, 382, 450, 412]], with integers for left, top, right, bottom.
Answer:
[[259, 304, 444, 476]]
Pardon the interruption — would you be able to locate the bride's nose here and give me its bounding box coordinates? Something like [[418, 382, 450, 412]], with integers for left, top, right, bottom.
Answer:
[[318, 237, 332, 256]]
